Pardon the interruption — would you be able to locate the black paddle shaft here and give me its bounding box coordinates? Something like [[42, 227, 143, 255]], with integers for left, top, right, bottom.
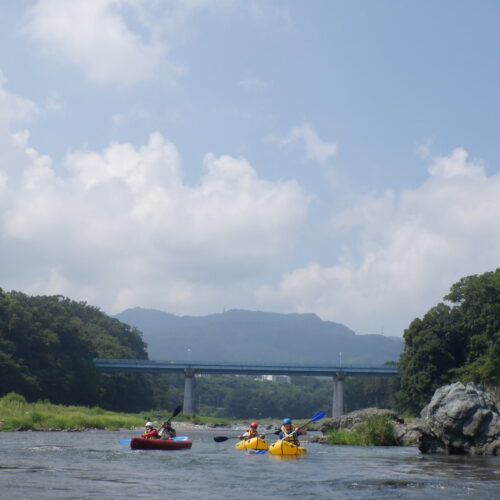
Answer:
[[166, 405, 182, 423]]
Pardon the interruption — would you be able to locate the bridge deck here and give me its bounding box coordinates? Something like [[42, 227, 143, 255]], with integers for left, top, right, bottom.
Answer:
[[94, 359, 398, 377]]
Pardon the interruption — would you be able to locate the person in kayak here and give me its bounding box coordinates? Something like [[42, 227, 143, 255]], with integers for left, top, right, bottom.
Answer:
[[141, 422, 159, 439], [158, 420, 177, 439], [239, 422, 266, 440], [278, 418, 306, 445]]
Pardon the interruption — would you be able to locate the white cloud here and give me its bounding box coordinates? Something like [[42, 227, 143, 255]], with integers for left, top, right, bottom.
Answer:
[[0, 72, 38, 126], [0, 79, 311, 314], [22, 0, 165, 85], [20, 0, 291, 86], [2, 71, 498, 337], [270, 123, 338, 166], [257, 148, 500, 335]]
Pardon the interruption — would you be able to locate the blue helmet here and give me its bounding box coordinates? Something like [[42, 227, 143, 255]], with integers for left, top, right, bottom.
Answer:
[[283, 418, 292, 425]]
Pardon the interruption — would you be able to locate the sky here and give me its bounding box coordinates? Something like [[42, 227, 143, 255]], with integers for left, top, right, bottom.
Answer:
[[1, 0, 499, 337]]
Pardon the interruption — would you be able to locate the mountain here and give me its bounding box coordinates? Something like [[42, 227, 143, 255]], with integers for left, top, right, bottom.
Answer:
[[115, 308, 403, 365]]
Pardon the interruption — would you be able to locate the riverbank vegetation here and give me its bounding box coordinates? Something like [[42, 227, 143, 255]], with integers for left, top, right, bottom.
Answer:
[[0, 392, 229, 431], [325, 414, 398, 446], [0, 392, 142, 431]]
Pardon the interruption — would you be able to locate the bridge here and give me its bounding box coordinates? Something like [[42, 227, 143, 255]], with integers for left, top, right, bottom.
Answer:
[[94, 359, 399, 417]]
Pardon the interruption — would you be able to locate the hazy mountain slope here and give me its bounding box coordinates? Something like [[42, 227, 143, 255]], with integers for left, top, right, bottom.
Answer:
[[115, 308, 403, 365]]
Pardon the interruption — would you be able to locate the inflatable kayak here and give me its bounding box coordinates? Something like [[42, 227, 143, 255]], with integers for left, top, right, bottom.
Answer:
[[234, 437, 268, 451], [130, 436, 192, 450], [268, 440, 307, 456]]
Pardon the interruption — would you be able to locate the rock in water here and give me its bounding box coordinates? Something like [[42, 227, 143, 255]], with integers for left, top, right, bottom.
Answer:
[[417, 382, 500, 455]]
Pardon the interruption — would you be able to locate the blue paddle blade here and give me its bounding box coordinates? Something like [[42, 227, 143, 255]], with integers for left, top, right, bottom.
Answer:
[[119, 440, 131, 445], [310, 410, 326, 422]]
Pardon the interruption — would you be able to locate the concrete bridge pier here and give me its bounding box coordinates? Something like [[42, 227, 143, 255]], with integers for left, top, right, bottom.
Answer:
[[183, 368, 195, 414], [332, 371, 346, 417]]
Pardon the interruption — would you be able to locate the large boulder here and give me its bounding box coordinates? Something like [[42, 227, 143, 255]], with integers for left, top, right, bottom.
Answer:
[[392, 419, 426, 447], [414, 382, 500, 455]]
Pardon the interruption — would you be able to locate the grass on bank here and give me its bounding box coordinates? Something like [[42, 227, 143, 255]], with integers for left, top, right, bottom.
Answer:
[[0, 393, 229, 431], [325, 414, 398, 446]]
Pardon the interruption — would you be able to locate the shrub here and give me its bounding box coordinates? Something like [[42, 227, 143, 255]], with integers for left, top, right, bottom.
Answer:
[[326, 414, 397, 446], [355, 414, 397, 445], [0, 392, 27, 403]]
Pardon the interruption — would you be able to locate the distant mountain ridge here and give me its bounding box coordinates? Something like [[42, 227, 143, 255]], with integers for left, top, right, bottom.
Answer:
[[115, 308, 403, 365]]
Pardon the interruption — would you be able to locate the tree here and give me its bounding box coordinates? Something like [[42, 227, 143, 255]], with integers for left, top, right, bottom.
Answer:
[[398, 269, 500, 414], [445, 270, 500, 384], [0, 290, 160, 411]]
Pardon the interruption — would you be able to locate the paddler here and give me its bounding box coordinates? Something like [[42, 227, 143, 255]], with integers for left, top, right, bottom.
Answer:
[[158, 420, 176, 439], [277, 418, 306, 445], [141, 422, 159, 439], [239, 422, 266, 440]]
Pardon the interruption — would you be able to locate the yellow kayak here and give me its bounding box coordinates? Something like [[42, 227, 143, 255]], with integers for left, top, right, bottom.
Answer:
[[234, 437, 268, 451], [268, 439, 307, 456]]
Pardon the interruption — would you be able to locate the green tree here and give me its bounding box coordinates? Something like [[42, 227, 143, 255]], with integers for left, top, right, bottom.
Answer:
[[398, 269, 500, 414], [445, 270, 500, 384], [0, 289, 159, 411]]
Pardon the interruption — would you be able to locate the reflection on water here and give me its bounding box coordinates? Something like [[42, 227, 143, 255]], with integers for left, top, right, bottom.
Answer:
[[268, 453, 303, 461], [0, 429, 498, 499]]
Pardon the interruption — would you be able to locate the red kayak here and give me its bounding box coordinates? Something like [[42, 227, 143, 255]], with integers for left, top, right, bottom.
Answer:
[[130, 437, 192, 450]]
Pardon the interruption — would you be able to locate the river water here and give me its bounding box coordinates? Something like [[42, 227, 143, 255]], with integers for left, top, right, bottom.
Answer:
[[0, 430, 498, 499]]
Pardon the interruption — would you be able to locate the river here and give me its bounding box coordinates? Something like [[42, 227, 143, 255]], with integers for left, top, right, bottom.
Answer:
[[0, 430, 498, 499]]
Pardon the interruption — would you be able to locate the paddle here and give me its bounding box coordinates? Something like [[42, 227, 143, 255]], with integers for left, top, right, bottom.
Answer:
[[213, 435, 241, 442], [293, 410, 326, 433], [167, 405, 183, 423]]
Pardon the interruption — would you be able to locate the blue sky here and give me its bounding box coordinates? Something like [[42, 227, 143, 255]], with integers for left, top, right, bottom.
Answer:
[[1, 0, 499, 337]]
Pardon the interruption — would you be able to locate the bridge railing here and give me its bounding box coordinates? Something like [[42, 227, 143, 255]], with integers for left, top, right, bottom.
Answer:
[[93, 358, 399, 376]]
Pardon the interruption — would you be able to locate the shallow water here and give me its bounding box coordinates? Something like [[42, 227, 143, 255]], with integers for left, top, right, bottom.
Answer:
[[0, 430, 498, 499]]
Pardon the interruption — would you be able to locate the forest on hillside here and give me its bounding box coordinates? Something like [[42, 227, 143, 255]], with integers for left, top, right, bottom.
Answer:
[[0, 290, 164, 411]]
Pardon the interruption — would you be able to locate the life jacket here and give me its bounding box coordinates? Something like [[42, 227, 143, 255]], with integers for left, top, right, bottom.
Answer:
[[142, 428, 159, 439], [280, 425, 299, 445], [246, 428, 258, 438]]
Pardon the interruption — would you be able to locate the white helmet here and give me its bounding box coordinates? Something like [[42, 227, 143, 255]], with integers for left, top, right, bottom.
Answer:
[[145, 422, 153, 427]]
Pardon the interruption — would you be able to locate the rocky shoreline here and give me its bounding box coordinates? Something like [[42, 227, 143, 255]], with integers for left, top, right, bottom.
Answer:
[[317, 382, 500, 456]]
